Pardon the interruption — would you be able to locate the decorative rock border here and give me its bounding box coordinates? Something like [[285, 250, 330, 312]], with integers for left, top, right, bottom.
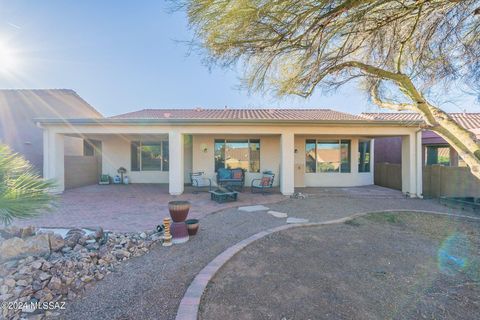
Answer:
[[175, 210, 480, 320], [0, 226, 163, 320]]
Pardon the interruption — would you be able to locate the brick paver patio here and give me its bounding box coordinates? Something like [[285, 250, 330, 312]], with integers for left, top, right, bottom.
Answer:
[[12, 184, 286, 232]]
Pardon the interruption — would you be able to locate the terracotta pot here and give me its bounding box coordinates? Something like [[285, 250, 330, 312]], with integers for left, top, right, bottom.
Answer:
[[168, 201, 191, 222], [186, 219, 199, 236], [171, 222, 189, 244]]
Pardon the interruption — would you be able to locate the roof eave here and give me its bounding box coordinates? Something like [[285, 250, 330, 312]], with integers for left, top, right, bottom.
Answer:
[[34, 118, 422, 127]]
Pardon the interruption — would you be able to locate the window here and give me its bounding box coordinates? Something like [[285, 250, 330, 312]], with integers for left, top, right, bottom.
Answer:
[[317, 141, 340, 172], [305, 139, 351, 173], [425, 145, 450, 166], [131, 141, 169, 171], [249, 139, 260, 173], [358, 140, 371, 172], [214, 139, 260, 172], [214, 140, 226, 172], [305, 140, 316, 173], [340, 140, 351, 173], [84, 140, 95, 156], [83, 139, 101, 156]]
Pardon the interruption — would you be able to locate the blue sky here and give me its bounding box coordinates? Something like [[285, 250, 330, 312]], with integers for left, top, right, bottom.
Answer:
[[0, 1, 478, 117]]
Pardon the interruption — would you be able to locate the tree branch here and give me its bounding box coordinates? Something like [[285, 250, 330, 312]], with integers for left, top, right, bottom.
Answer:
[[397, 5, 423, 73], [370, 80, 416, 111]]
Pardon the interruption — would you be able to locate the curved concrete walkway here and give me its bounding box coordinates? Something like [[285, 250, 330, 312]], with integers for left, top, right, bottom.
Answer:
[[176, 210, 480, 320], [59, 188, 473, 320]]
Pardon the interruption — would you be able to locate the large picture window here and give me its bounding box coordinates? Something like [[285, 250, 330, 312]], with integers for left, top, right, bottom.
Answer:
[[131, 141, 169, 171], [358, 140, 371, 173], [214, 139, 260, 172], [305, 139, 351, 173]]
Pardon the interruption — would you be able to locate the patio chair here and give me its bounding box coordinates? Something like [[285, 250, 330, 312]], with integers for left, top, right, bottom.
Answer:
[[216, 168, 245, 191], [251, 172, 275, 194], [190, 172, 212, 193]]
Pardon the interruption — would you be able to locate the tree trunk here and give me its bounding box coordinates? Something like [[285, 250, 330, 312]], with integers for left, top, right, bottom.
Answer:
[[331, 61, 480, 179], [395, 76, 480, 179]]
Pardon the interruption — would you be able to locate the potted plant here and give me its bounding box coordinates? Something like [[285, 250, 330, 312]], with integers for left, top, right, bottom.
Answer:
[[186, 219, 199, 235]]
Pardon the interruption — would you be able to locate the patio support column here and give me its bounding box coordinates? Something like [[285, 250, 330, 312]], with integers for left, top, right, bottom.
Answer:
[[169, 131, 184, 195], [43, 129, 65, 193], [401, 133, 417, 197], [280, 132, 295, 195], [415, 130, 423, 198]]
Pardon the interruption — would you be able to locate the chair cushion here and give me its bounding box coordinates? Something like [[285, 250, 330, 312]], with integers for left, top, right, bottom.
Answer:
[[192, 177, 209, 187], [218, 168, 231, 180], [232, 170, 243, 180], [260, 176, 271, 186]]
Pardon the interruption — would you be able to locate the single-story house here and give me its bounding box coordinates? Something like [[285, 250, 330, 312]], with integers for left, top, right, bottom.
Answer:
[[0, 89, 103, 175], [363, 113, 480, 166], [36, 108, 424, 197]]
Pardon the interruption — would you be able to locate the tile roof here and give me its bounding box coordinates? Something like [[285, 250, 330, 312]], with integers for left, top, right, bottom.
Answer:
[[111, 108, 369, 121], [362, 113, 480, 130]]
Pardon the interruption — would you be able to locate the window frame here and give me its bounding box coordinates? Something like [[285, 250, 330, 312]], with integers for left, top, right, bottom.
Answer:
[[131, 140, 169, 172], [214, 138, 261, 173], [305, 139, 351, 173], [425, 145, 451, 166]]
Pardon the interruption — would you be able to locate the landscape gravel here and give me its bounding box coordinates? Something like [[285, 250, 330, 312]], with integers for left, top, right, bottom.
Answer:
[[60, 188, 469, 320]]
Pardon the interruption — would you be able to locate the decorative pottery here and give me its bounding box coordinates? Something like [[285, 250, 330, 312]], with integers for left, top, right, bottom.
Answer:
[[186, 219, 199, 236], [171, 222, 189, 244], [162, 217, 172, 247], [168, 201, 191, 222]]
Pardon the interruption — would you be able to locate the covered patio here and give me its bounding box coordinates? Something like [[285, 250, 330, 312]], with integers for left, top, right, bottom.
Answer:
[[12, 184, 286, 232], [37, 109, 425, 199]]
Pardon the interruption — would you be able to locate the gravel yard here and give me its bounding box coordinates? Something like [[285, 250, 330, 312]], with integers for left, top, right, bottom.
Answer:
[[58, 187, 475, 320], [199, 212, 480, 320]]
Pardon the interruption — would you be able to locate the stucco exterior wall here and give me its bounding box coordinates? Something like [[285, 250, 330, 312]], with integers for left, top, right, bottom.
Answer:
[[192, 135, 281, 187], [0, 89, 102, 176]]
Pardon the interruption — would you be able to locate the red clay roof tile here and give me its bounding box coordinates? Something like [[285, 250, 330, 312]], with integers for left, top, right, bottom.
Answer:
[[111, 108, 369, 121], [362, 112, 480, 130]]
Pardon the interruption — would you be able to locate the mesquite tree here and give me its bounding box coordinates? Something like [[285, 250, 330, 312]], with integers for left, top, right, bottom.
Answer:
[[183, 0, 480, 178]]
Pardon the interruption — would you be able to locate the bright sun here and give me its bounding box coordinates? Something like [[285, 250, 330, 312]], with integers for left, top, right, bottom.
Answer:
[[0, 41, 19, 73]]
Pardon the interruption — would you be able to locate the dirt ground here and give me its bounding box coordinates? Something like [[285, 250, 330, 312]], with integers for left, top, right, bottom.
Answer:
[[199, 212, 480, 320]]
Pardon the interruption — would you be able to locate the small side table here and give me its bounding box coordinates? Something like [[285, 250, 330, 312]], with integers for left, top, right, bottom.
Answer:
[[209, 189, 239, 203]]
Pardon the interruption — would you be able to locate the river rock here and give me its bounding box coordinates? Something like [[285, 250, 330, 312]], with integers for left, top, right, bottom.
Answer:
[[31, 260, 43, 270], [38, 272, 51, 282], [16, 279, 28, 287], [0, 285, 9, 295], [94, 227, 104, 240], [4, 278, 15, 288], [65, 229, 85, 248], [48, 276, 62, 290], [49, 234, 65, 252], [20, 226, 36, 239]]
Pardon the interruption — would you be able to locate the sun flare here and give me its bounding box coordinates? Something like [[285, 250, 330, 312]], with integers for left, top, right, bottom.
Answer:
[[0, 41, 19, 73]]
